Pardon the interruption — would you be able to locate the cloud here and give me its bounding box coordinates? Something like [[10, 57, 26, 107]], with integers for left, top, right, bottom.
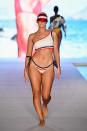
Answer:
[[0, 0, 87, 19]]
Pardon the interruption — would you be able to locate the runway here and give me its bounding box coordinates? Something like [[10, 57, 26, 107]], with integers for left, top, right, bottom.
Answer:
[[0, 58, 87, 131]]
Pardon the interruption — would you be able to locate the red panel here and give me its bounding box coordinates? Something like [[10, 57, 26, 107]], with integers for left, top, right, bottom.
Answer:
[[14, 0, 50, 57]]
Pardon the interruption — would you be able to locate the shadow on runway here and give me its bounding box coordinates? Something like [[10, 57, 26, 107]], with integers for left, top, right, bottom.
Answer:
[[25, 124, 66, 131]]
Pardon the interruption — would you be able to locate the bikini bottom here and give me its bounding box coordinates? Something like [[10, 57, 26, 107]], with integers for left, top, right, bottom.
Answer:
[[31, 59, 53, 74]]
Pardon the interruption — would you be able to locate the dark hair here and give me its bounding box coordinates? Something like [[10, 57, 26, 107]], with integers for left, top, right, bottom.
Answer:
[[54, 6, 59, 13]]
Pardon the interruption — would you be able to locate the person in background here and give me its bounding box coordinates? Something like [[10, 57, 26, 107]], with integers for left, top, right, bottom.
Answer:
[[49, 5, 67, 68], [24, 12, 60, 127]]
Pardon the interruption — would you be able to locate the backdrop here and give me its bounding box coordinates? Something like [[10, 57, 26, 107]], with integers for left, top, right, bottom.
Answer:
[[0, 0, 87, 58]]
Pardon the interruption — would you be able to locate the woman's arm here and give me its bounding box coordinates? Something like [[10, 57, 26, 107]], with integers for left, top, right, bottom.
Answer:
[[52, 31, 60, 79], [24, 34, 34, 81], [53, 31, 60, 68], [61, 16, 67, 37], [25, 34, 34, 67]]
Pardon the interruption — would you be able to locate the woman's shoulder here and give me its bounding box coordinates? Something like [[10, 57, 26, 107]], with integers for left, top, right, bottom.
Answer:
[[46, 29, 51, 33], [28, 32, 37, 39], [50, 29, 55, 34], [46, 29, 56, 38]]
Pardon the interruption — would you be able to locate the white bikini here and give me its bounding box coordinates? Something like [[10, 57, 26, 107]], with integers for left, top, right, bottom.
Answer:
[[33, 32, 54, 50], [31, 32, 54, 73]]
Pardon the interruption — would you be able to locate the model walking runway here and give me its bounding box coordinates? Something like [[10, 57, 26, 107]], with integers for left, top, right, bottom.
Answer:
[[0, 58, 87, 131]]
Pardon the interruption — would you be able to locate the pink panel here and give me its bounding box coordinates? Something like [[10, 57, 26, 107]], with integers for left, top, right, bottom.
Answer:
[[14, 0, 50, 57]]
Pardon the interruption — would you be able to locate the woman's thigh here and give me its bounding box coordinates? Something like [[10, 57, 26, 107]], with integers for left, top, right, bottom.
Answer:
[[28, 62, 42, 93], [41, 66, 54, 96]]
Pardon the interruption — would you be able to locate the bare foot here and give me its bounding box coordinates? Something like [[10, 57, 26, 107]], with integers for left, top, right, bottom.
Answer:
[[39, 119, 45, 127], [43, 105, 48, 118]]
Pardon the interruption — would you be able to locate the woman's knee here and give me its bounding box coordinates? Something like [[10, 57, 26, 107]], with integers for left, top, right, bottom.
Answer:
[[42, 94, 51, 105], [33, 90, 41, 100]]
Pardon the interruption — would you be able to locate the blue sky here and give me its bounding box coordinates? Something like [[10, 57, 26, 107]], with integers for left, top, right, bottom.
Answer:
[[0, 0, 87, 19]]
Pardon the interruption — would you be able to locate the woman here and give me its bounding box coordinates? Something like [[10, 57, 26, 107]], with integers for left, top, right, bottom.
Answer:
[[49, 6, 66, 68], [24, 12, 60, 127]]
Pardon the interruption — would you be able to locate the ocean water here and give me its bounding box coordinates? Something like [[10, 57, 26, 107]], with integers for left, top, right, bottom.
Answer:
[[64, 20, 87, 43], [0, 19, 87, 58], [0, 19, 87, 43], [0, 19, 16, 29]]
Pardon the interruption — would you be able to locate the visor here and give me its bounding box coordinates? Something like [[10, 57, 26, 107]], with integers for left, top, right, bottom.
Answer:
[[37, 12, 48, 22]]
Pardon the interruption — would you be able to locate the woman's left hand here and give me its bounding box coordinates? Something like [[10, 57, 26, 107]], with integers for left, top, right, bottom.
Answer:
[[57, 67, 61, 80], [24, 67, 29, 82]]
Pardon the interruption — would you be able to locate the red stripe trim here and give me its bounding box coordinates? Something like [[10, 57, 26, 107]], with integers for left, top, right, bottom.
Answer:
[[37, 18, 48, 22]]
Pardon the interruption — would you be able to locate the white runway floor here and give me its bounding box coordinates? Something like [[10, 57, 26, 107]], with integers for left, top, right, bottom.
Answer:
[[0, 58, 87, 131]]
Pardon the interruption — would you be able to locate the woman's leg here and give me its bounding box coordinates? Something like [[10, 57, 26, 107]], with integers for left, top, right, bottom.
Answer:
[[41, 66, 54, 117], [28, 64, 45, 126]]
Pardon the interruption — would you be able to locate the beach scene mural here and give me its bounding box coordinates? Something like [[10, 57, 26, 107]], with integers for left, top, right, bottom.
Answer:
[[0, 0, 87, 58]]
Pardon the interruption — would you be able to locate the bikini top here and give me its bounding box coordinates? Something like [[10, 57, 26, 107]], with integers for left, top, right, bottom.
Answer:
[[33, 32, 54, 50]]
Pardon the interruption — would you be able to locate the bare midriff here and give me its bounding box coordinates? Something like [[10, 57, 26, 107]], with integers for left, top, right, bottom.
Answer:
[[32, 48, 54, 67]]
